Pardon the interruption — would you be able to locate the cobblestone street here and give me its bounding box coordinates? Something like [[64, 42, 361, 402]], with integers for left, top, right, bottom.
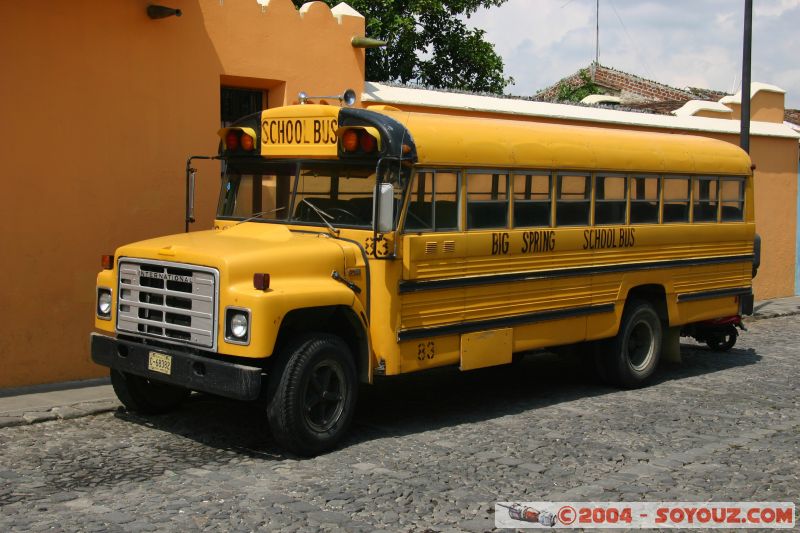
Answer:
[[1, 315, 798, 532]]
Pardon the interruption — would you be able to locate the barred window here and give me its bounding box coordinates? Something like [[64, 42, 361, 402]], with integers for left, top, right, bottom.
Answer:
[[221, 87, 265, 127]]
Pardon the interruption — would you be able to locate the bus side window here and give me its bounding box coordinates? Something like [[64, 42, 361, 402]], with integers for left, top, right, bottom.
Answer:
[[434, 172, 459, 231], [404, 171, 460, 231], [513, 173, 551, 227], [405, 172, 434, 230], [594, 175, 627, 225], [720, 177, 745, 221], [467, 171, 509, 229], [693, 176, 719, 223], [663, 176, 690, 223], [630, 175, 659, 224], [556, 174, 591, 226]]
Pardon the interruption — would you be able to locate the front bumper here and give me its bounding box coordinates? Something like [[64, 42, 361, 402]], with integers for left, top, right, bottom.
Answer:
[[90, 333, 262, 401]]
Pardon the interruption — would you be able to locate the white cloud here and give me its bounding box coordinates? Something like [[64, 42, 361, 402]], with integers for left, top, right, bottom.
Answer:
[[756, 0, 800, 17], [468, 0, 800, 108]]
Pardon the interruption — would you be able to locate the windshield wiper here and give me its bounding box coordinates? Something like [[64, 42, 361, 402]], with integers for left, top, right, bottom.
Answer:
[[235, 207, 285, 225], [300, 198, 339, 237]]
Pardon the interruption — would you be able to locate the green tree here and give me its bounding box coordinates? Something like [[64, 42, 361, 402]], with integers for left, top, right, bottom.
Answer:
[[293, 1, 513, 94], [555, 69, 603, 102]]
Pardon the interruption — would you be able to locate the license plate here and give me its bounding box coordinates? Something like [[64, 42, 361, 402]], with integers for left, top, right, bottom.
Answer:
[[147, 351, 172, 375]]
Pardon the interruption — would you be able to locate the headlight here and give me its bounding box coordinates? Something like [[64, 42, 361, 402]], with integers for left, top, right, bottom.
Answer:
[[224, 308, 251, 345], [97, 288, 112, 319], [231, 314, 248, 338]]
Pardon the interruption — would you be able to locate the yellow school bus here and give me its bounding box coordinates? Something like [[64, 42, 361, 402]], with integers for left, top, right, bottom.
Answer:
[[91, 97, 756, 455]]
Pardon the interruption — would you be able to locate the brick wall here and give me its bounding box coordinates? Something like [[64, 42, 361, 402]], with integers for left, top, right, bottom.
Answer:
[[593, 66, 695, 102], [534, 64, 720, 107]]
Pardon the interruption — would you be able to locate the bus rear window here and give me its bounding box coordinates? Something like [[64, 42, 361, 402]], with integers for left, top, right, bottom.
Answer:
[[720, 178, 745, 221]]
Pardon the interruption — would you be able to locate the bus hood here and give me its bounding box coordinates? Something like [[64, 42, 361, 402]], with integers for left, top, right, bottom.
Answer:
[[114, 223, 349, 286]]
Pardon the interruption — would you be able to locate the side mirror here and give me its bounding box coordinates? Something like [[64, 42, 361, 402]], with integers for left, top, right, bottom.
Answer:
[[373, 183, 394, 233], [185, 167, 196, 232]]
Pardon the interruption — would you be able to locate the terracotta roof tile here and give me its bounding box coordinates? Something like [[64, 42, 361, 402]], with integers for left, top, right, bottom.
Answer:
[[533, 63, 731, 116]]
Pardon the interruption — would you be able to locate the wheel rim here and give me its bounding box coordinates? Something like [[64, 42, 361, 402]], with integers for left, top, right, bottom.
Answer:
[[626, 320, 655, 371], [303, 359, 346, 433], [711, 333, 735, 350]]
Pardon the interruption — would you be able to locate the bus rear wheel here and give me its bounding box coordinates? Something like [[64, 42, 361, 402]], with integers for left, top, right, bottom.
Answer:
[[110, 369, 190, 414], [706, 325, 737, 352], [266, 334, 357, 457], [596, 300, 662, 389]]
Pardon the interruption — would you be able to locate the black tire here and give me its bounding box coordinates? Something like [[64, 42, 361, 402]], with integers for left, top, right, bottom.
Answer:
[[595, 300, 662, 389], [706, 325, 737, 352], [266, 334, 357, 456], [110, 369, 190, 414]]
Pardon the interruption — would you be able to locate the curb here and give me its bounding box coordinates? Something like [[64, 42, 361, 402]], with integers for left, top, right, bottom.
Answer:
[[748, 310, 800, 321], [0, 400, 120, 429]]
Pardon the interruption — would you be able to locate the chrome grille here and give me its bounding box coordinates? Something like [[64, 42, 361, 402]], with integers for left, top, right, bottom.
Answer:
[[116, 259, 218, 349]]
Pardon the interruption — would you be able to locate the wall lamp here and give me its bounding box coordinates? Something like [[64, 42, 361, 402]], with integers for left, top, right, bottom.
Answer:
[[147, 5, 182, 19], [351, 36, 387, 49]]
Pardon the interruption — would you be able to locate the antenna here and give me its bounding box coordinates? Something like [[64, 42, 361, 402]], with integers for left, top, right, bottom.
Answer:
[[595, 0, 600, 66]]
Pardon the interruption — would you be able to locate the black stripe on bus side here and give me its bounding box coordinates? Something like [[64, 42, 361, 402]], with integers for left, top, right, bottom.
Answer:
[[677, 287, 752, 303], [397, 303, 615, 342], [398, 254, 754, 294]]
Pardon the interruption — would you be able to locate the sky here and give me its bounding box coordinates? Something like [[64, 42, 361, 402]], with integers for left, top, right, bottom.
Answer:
[[467, 0, 800, 108]]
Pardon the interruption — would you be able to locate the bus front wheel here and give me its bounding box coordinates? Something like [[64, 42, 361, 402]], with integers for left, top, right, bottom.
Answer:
[[596, 300, 662, 389], [266, 333, 357, 457], [110, 369, 190, 414]]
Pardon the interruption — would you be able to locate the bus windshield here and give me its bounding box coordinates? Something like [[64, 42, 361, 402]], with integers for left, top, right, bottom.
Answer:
[[217, 160, 409, 229]]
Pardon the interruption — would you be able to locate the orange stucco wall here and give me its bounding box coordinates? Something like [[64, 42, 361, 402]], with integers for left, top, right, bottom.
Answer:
[[725, 91, 785, 123], [365, 102, 799, 300], [750, 92, 785, 123], [0, 0, 364, 389]]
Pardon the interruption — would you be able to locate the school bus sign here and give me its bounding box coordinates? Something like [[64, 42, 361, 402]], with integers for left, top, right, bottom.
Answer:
[[260, 108, 339, 158]]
